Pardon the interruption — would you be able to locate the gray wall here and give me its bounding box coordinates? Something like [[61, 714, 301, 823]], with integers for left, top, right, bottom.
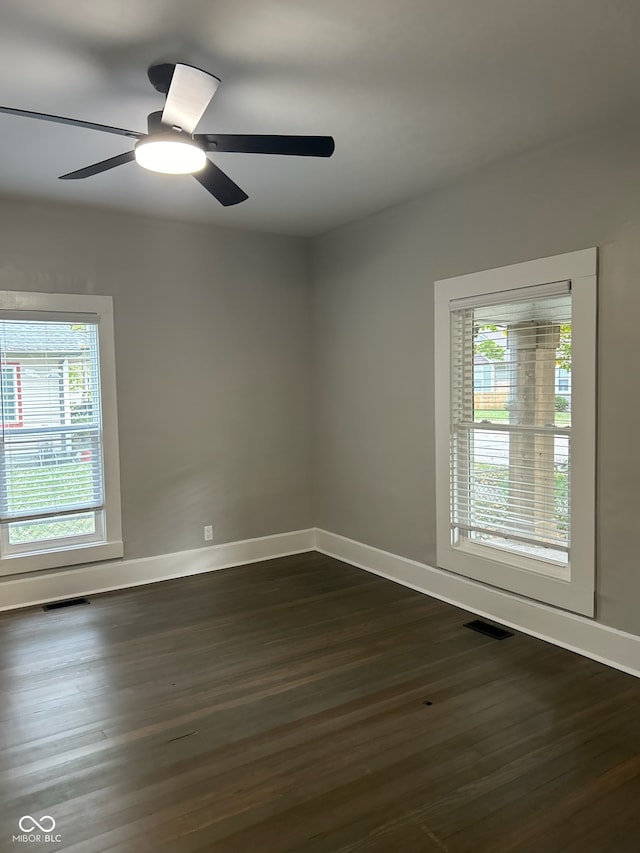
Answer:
[[2, 118, 639, 636], [0, 197, 312, 561], [312, 118, 640, 636]]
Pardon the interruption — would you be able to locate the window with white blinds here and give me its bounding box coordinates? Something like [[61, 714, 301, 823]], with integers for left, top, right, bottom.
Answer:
[[434, 249, 596, 616], [0, 292, 122, 575], [450, 281, 571, 565]]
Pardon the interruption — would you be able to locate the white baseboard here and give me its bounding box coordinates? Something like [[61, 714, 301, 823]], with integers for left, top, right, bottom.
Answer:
[[0, 528, 315, 612], [4, 525, 638, 680], [315, 528, 640, 679]]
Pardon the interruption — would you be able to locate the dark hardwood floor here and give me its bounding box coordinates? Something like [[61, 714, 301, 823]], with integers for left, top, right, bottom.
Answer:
[[1, 552, 639, 852]]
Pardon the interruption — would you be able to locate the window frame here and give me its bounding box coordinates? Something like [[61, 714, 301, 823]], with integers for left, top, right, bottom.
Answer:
[[0, 291, 123, 575], [434, 248, 597, 616]]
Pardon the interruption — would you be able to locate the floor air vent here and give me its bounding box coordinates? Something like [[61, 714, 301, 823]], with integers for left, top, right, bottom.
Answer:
[[464, 619, 513, 640], [43, 597, 90, 612]]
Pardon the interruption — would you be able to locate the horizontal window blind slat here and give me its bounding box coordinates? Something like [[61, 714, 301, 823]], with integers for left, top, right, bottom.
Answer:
[[452, 422, 569, 434], [2, 426, 101, 439], [0, 502, 104, 523], [0, 311, 99, 323]]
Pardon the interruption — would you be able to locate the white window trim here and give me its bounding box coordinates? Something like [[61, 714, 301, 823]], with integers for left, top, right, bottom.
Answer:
[[434, 248, 597, 617], [0, 290, 123, 575]]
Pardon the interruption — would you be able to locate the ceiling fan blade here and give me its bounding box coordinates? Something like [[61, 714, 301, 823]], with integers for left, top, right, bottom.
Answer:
[[193, 159, 248, 206], [195, 134, 335, 157], [59, 150, 136, 180], [0, 105, 143, 138], [160, 64, 220, 134]]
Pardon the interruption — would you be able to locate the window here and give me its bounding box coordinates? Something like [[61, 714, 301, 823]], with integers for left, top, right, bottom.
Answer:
[[435, 249, 596, 616], [473, 363, 493, 389], [0, 292, 122, 575], [1, 363, 23, 427], [556, 367, 570, 393]]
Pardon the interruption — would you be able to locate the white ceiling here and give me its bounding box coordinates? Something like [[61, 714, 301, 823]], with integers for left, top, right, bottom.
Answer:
[[1, 0, 640, 236]]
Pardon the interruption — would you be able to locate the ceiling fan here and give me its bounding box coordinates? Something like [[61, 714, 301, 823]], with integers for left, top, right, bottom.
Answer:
[[0, 63, 335, 207]]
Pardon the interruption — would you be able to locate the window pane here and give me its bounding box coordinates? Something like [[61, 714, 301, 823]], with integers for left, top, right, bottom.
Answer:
[[8, 512, 96, 545], [3, 436, 102, 517], [0, 320, 104, 523], [452, 292, 572, 565], [1, 365, 19, 424]]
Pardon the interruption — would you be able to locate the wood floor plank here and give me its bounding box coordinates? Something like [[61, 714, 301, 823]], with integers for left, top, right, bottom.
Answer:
[[1, 552, 638, 852]]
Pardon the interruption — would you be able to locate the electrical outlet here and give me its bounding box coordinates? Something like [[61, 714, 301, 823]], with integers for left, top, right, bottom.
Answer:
[[204, 524, 213, 542]]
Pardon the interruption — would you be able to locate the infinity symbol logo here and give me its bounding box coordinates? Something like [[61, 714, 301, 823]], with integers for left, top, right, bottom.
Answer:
[[18, 815, 56, 833]]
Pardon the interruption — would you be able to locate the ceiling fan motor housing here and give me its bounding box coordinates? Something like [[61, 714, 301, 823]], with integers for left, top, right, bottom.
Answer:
[[147, 110, 184, 135]]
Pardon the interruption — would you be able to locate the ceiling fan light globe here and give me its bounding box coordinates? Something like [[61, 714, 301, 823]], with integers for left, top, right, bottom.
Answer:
[[135, 138, 206, 174]]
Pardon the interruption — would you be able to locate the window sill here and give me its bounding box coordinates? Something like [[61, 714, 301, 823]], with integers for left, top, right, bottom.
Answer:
[[455, 539, 570, 581], [0, 540, 124, 577]]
